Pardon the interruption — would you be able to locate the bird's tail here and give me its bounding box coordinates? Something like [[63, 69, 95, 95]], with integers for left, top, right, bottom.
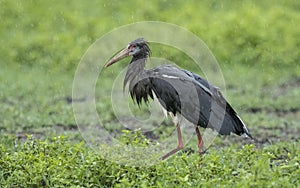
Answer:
[[218, 103, 253, 140], [234, 115, 253, 140]]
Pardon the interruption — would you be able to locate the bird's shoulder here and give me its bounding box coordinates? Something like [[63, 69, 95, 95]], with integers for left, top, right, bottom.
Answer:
[[148, 64, 202, 82], [148, 64, 217, 96]]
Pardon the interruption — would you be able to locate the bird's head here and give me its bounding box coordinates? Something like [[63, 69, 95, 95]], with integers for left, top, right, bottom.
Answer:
[[104, 38, 151, 67]]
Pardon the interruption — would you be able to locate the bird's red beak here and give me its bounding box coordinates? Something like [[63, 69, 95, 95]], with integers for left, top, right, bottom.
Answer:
[[104, 47, 130, 67]]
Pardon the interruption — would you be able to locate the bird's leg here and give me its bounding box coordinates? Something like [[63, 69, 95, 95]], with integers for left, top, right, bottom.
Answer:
[[195, 126, 204, 156], [160, 123, 184, 160]]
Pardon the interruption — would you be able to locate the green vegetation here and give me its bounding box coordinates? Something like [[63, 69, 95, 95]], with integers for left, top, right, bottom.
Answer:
[[1, 135, 299, 187], [1, 0, 299, 187]]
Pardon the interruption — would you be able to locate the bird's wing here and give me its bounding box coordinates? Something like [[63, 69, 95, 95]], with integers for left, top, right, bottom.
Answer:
[[150, 65, 213, 96], [147, 65, 252, 138], [148, 65, 214, 125]]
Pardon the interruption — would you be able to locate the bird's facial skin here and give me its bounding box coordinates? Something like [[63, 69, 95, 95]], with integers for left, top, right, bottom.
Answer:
[[128, 45, 140, 56], [104, 44, 139, 68]]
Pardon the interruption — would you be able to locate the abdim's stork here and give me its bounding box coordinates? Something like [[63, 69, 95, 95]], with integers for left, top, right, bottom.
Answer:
[[104, 38, 253, 160]]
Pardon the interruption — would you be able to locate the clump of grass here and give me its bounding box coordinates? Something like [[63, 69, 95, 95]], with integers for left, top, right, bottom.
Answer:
[[0, 134, 299, 187]]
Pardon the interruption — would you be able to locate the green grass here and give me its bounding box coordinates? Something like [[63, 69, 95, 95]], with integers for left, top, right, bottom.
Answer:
[[1, 0, 300, 187], [1, 135, 299, 187]]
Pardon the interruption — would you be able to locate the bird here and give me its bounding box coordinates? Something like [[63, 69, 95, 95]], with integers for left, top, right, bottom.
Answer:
[[104, 38, 253, 160]]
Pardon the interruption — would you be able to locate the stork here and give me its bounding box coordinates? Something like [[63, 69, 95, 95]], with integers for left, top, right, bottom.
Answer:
[[104, 38, 253, 160]]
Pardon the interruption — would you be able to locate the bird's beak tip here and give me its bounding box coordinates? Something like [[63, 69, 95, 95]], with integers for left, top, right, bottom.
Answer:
[[103, 48, 130, 68], [103, 59, 116, 68]]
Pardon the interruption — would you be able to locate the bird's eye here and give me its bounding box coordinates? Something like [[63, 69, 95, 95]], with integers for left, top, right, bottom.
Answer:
[[129, 45, 136, 51]]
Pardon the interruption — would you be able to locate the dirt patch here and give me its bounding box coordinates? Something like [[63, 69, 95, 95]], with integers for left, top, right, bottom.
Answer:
[[246, 107, 300, 116], [272, 76, 300, 99], [278, 77, 300, 90]]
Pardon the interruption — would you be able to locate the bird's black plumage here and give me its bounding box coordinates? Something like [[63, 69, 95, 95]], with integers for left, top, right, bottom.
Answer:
[[107, 38, 253, 140]]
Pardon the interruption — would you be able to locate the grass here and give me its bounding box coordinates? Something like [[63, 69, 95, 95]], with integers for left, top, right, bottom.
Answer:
[[1, 0, 300, 187], [1, 135, 299, 187]]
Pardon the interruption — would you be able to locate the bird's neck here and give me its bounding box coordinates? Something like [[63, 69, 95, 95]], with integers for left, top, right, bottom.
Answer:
[[123, 58, 147, 90], [131, 53, 148, 62]]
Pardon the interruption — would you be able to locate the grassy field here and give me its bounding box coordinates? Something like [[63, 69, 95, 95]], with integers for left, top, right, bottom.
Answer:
[[1, 0, 300, 187]]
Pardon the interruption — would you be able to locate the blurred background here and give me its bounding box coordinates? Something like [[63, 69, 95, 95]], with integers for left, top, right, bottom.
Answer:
[[1, 0, 299, 146]]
